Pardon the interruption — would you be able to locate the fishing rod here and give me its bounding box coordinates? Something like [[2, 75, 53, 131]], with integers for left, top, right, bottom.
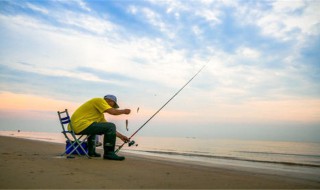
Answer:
[[115, 64, 206, 153]]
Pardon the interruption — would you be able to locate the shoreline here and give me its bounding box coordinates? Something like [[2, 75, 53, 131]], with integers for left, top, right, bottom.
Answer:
[[124, 150, 320, 183], [2, 131, 319, 173], [0, 136, 319, 189]]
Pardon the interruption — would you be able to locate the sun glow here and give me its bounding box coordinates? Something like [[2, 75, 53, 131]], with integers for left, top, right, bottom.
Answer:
[[0, 91, 78, 112]]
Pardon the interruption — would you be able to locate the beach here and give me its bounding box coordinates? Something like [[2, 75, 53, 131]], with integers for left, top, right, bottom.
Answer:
[[0, 136, 319, 189]]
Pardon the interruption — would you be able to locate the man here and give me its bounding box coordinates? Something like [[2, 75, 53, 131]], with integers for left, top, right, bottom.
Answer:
[[69, 95, 131, 161]]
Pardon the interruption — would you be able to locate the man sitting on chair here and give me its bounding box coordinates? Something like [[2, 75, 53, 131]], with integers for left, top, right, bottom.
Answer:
[[69, 95, 131, 161]]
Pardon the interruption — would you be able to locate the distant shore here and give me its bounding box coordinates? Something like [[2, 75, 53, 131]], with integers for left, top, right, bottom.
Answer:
[[0, 136, 319, 189]]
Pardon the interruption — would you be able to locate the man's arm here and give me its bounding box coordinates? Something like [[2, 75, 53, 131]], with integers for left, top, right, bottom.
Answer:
[[105, 108, 131, 115], [104, 108, 131, 142], [116, 131, 129, 142]]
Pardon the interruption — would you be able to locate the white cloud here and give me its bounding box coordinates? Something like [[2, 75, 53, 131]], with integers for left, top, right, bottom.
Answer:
[[235, 1, 320, 42], [128, 6, 175, 38], [143, 8, 165, 31], [26, 3, 49, 14], [196, 9, 221, 24], [192, 25, 202, 36], [0, 12, 193, 89], [53, 0, 91, 12], [76, 0, 91, 12], [53, 11, 117, 35], [128, 5, 138, 14], [142, 7, 161, 26], [236, 47, 261, 59], [271, 0, 306, 12], [148, 0, 187, 13], [0, 15, 48, 31]]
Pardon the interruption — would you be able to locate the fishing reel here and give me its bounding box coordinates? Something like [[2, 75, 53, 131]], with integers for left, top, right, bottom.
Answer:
[[128, 140, 138, 147], [128, 140, 135, 147], [115, 140, 137, 153]]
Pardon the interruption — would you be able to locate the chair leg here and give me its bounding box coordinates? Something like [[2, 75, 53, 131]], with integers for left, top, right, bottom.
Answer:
[[68, 137, 91, 158], [66, 141, 83, 156], [61, 140, 78, 156], [61, 135, 91, 159]]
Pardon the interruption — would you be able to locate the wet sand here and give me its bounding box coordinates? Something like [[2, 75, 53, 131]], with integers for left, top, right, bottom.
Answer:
[[0, 136, 319, 189]]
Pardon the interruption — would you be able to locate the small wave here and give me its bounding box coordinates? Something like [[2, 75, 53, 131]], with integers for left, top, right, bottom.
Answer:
[[237, 151, 320, 158], [25, 137, 55, 141], [134, 150, 320, 168]]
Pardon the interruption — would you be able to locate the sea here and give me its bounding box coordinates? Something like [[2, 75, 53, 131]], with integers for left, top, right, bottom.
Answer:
[[1, 130, 319, 181]]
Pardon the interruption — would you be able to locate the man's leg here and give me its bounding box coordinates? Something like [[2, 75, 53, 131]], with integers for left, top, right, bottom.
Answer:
[[80, 122, 125, 160], [87, 135, 98, 156], [79, 122, 114, 157], [79, 125, 102, 157]]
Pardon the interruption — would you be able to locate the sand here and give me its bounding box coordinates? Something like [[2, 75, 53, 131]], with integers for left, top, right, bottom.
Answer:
[[0, 136, 319, 189]]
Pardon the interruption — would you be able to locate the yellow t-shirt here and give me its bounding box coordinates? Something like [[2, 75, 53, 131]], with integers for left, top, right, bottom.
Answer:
[[69, 98, 112, 134]]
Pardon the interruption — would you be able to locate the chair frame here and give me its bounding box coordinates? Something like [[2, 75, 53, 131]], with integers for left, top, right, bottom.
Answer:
[[57, 109, 91, 158]]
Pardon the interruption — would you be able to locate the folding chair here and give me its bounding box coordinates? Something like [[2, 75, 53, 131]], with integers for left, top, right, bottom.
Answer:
[[57, 109, 91, 158]]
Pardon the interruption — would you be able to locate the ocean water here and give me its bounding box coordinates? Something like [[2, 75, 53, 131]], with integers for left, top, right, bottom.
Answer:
[[124, 136, 320, 167], [1, 130, 319, 180], [122, 136, 320, 180]]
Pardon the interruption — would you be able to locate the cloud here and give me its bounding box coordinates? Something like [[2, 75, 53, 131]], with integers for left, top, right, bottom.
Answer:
[[234, 1, 320, 42], [195, 8, 221, 25], [76, 0, 91, 12], [53, 0, 91, 12], [26, 3, 49, 14], [128, 5, 175, 38], [236, 47, 261, 59], [128, 5, 138, 14], [53, 11, 116, 35], [0, 9, 197, 95], [192, 25, 202, 36]]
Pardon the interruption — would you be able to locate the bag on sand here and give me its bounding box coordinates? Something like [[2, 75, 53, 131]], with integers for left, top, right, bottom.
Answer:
[[65, 140, 88, 155]]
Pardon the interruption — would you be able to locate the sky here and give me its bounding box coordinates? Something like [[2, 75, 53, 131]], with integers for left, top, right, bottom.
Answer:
[[0, 0, 319, 142]]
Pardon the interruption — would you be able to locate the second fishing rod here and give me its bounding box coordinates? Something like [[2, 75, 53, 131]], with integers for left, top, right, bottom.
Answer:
[[115, 65, 206, 153]]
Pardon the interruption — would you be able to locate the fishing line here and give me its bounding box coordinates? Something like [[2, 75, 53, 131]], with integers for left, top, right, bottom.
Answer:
[[115, 63, 208, 153]]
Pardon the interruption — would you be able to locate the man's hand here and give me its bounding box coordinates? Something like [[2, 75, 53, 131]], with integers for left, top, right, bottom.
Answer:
[[105, 108, 131, 115], [116, 132, 130, 143], [120, 135, 130, 143], [124, 109, 131, 114]]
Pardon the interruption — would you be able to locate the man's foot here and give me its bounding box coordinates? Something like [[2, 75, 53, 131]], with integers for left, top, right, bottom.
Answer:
[[103, 152, 125, 161], [89, 152, 101, 157]]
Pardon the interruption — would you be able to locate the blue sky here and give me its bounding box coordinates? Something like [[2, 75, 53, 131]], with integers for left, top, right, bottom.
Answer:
[[0, 0, 319, 142]]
